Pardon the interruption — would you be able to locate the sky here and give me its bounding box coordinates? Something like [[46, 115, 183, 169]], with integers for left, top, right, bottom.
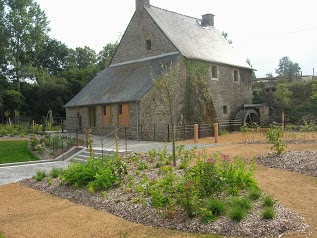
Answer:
[[35, 0, 317, 78]]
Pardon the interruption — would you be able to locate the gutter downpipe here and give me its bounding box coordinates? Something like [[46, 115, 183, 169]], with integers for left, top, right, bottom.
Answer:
[[136, 99, 140, 141]]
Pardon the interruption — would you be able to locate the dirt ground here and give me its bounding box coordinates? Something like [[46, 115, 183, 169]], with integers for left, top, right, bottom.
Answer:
[[0, 132, 316, 238]]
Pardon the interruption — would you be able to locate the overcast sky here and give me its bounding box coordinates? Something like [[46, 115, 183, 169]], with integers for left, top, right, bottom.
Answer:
[[35, 0, 317, 78]]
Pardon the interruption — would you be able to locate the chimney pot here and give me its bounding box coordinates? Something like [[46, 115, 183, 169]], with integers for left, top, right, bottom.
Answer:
[[136, 0, 150, 10], [202, 14, 215, 27]]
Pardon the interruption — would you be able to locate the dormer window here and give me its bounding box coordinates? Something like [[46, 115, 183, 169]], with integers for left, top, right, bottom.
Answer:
[[146, 39, 152, 51]]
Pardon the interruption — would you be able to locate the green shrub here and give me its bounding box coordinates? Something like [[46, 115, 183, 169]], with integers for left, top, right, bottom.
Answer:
[[199, 207, 215, 223], [248, 188, 262, 200], [137, 162, 149, 171], [266, 124, 286, 154], [204, 198, 226, 217], [50, 167, 64, 178], [61, 155, 124, 191], [230, 197, 252, 211], [228, 205, 247, 222], [262, 196, 275, 207], [261, 207, 275, 219], [33, 170, 47, 181]]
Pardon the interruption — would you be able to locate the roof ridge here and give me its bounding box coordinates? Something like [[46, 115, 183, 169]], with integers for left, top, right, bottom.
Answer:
[[149, 5, 200, 21]]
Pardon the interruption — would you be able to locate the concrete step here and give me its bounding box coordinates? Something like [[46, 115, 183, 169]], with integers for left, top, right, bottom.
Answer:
[[70, 147, 129, 163]]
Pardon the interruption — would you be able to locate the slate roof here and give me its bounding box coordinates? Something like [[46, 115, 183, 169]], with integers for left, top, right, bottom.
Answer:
[[147, 6, 252, 69], [64, 52, 181, 108]]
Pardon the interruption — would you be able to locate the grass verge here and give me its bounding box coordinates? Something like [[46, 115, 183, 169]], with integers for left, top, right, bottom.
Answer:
[[0, 140, 39, 164]]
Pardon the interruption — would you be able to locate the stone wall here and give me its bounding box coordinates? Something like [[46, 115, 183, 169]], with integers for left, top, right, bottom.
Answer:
[[208, 64, 253, 121], [111, 9, 178, 65]]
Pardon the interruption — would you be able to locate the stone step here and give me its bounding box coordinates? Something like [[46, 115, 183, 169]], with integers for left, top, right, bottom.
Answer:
[[69, 147, 128, 162]]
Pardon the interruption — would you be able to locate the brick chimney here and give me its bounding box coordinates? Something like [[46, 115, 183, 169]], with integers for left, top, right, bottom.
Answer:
[[136, 0, 150, 10], [202, 14, 215, 27]]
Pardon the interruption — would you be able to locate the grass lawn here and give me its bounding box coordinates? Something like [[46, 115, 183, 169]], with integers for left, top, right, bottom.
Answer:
[[0, 141, 39, 164]]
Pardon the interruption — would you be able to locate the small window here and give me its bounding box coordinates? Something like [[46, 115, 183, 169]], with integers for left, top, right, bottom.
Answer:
[[223, 106, 228, 114], [233, 69, 239, 82], [103, 106, 107, 115], [146, 39, 152, 51], [118, 104, 123, 115], [211, 65, 217, 78]]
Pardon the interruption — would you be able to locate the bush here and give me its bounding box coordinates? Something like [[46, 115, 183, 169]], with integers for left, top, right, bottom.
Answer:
[[266, 124, 286, 154], [248, 188, 262, 200], [50, 167, 64, 178], [262, 196, 275, 207], [261, 207, 275, 219], [228, 205, 247, 222], [61, 155, 125, 191], [204, 198, 226, 217], [33, 170, 47, 181]]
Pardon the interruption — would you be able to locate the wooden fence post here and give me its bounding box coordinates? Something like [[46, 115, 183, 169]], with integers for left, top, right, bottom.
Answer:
[[213, 123, 219, 143], [194, 124, 199, 143]]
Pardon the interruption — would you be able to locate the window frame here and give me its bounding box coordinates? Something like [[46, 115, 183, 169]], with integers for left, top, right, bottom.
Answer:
[[223, 105, 228, 115], [146, 39, 152, 51], [233, 69, 240, 82]]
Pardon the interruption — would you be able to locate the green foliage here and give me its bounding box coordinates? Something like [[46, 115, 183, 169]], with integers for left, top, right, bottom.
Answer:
[[262, 196, 275, 207], [204, 198, 226, 218], [275, 56, 301, 81], [248, 188, 262, 200], [61, 155, 125, 191], [261, 207, 275, 220], [228, 205, 247, 222], [276, 82, 292, 111], [266, 124, 286, 154], [228, 197, 252, 222], [33, 170, 47, 181], [50, 167, 64, 178], [185, 58, 217, 123]]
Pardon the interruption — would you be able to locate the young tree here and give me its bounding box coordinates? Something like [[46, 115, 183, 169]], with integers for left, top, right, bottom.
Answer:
[[4, 0, 50, 92], [153, 62, 181, 124], [275, 56, 301, 81], [276, 82, 292, 113]]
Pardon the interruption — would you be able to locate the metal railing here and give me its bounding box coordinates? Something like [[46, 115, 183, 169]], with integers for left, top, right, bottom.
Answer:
[[100, 127, 125, 158]]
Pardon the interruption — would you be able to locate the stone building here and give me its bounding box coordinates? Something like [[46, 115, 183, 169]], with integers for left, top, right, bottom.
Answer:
[[64, 0, 253, 140]]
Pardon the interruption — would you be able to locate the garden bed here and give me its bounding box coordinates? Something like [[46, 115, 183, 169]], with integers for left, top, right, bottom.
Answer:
[[20, 148, 309, 237]]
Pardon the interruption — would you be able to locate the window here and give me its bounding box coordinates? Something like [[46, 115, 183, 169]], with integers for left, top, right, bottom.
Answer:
[[210, 65, 218, 78], [118, 104, 123, 114], [146, 39, 152, 51], [88, 107, 96, 127], [223, 105, 228, 114], [233, 69, 239, 82]]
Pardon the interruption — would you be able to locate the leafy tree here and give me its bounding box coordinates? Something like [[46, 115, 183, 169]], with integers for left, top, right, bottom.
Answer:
[[34, 37, 69, 77], [275, 56, 301, 81], [3, 0, 50, 92], [275, 82, 292, 113], [311, 82, 317, 102], [0, 0, 8, 67], [2, 89, 25, 116], [67, 46, 97, 69], [265, 73, 273, 78], [98, 42, 118, 70]]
